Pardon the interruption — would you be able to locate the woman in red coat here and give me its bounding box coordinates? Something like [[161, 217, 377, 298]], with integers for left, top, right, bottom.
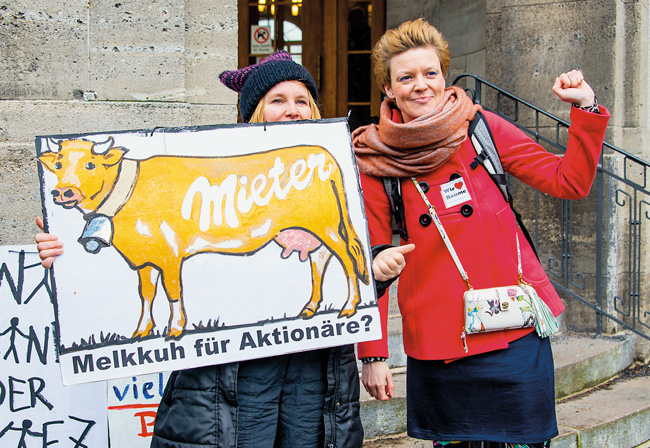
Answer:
[[354, 19, 610, 447]]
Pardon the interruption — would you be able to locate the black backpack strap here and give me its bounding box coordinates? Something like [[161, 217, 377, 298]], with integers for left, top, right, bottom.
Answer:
[[468, 110, 509, 202], [469, 151, 489, 169], [382, 177, 408, 240], [468, 111, 539, 259]]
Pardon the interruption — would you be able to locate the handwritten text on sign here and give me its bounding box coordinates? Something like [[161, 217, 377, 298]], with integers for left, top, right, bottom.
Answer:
[[0, 247, 108, 447], [108, 372, 170, 447]]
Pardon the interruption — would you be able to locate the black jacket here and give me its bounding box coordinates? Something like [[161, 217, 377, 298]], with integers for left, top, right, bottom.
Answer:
[[151, 345, 363, 448]]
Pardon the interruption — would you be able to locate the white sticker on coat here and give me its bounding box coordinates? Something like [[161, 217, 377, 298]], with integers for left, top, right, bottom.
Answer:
[[440, 176, 472, 208]]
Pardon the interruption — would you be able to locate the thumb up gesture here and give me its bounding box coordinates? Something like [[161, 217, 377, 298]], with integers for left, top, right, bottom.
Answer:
[[372, 244, 416, 281]]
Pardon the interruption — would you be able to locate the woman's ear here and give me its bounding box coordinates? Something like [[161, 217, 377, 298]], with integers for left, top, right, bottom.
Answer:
[[384, 85, 395, 99]]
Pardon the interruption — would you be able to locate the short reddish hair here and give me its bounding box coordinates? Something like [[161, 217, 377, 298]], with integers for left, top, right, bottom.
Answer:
[[373, 18, 451, 93]]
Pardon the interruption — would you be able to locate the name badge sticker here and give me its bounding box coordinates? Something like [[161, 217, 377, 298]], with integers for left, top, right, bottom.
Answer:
[[440, 177, 472, 208]]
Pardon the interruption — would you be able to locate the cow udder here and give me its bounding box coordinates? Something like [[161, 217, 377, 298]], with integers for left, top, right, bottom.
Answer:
[[275, 229, 322, 262]]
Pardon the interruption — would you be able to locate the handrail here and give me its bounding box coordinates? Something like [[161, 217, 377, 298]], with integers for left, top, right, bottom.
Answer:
[[453, 73, 649, 167], [452, 73, 650, 341]]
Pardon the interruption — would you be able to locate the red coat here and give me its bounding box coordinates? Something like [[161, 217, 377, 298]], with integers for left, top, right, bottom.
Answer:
[[357, 107, 610, 361]]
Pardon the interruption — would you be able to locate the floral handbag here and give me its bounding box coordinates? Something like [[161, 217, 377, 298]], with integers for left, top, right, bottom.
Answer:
[[412, 178, 559, 353]]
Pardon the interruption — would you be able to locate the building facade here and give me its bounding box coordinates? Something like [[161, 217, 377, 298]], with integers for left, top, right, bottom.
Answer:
[[1, 0, 648, 347]]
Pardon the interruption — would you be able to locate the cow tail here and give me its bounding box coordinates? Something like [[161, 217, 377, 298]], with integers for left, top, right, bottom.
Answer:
[[331, 179, 370, 285]]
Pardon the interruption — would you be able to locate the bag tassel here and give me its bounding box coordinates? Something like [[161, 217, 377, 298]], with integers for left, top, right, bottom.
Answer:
[[523, 284, 559, 338]]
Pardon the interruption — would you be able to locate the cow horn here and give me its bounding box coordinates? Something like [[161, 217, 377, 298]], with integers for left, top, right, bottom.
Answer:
[[44, 137, 62, 153], [92, 136, 115, 155]]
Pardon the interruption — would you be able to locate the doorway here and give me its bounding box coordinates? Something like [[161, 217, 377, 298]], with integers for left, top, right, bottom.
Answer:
[[238, 0, 385, 129]]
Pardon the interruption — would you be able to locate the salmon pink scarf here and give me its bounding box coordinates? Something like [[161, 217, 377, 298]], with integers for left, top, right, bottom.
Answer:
[[352, 86, 481, 177]]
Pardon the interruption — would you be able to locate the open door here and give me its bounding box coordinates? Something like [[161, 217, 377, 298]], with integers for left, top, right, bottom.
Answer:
[[238, 0, 385, 129]]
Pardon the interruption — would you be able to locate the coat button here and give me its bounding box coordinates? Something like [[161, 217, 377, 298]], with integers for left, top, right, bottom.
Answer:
[[418, 181, 429, 193], [227, 391, 236, 400], [419, 213, 432, 226], [450, 173, 462, 181], [460, 204, 473, 217]]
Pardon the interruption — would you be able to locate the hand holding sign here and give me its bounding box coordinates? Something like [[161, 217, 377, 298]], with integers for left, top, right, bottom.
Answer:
[[35, 217, 63, 269]]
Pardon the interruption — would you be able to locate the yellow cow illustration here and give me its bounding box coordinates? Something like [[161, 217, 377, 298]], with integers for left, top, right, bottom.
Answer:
[[39, 137, 369, 340]]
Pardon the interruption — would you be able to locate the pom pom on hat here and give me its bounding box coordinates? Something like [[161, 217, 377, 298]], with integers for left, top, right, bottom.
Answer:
[[219, 51, 318, 122]]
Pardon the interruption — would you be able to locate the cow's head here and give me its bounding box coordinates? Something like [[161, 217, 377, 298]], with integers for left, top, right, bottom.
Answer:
[[39, 137, 127, 213]]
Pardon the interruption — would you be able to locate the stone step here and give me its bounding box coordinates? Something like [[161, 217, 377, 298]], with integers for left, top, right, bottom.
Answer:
[[363, 433, 427, 448], [552, 331, 636, 399], [363, 371, 650, 447], [360, 331, 637, 441], [554, 373, 650, 448]]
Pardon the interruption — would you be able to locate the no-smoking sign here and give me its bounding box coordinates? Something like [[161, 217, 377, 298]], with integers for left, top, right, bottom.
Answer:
[[251, 25, 273, 55]]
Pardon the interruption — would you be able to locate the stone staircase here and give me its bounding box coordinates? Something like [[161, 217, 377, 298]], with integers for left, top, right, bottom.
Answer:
[[359, 284, 650, 448]]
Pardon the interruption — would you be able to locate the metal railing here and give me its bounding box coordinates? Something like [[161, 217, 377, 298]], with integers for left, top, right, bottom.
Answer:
[[452, 73, 650, 341]]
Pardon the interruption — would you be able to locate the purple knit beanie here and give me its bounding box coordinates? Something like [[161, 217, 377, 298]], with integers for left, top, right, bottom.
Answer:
[[219, 51, 318, 122]]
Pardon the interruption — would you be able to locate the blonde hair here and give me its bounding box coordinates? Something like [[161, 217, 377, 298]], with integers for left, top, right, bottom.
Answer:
[[372, 18, 451, 94], [248, 81, 322, 123]]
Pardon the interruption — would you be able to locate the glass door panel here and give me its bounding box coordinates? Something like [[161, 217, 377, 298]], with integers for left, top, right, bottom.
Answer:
[[239, 0, 384, 123], [247, 1, 304, 65]]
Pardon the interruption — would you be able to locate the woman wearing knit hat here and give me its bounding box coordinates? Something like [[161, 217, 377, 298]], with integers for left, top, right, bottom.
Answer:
[[35, 52, 364, 448], [219, 50, 320, 123]]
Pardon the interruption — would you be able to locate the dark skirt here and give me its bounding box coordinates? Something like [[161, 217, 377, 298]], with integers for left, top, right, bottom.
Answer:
[[407, 332, 558, 444]]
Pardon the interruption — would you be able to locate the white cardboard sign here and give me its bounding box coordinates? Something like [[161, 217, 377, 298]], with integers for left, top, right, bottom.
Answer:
[[36, 119, 380, 385], [107, 372, 171, 448], [0, 246, 108, 447]]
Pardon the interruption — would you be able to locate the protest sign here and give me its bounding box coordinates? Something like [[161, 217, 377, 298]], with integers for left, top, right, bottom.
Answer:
[[36, 118, 380, 384], [0, 246, 108, 447], [107, 372, 170, 447]]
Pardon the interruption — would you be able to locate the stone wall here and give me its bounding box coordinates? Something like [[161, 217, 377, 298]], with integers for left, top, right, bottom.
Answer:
[[485, 0, 648, 148], [0, 0, 239, 245]]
